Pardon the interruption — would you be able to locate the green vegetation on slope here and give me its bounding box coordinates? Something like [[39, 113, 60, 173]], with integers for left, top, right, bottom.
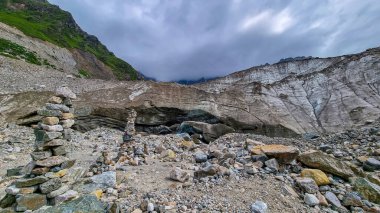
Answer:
[[79, 69, 91, 78], [0, 0, 139, 80], [0, 37, 41, 64]]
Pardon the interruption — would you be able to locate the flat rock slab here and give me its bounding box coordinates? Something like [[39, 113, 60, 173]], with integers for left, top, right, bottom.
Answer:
[[36, 156, 69, 167], [31, 151, 52, 161], [15, 176, 49, 188], [253, 144, 299, 164], [297, 150, 354, 180], [40, 195, 105, 213], [43, 139, 65, 147], [16, 194, 47, 212]]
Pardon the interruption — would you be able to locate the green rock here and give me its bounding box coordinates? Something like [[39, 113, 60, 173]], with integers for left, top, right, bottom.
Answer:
[[16, 194, 47, 212], [34, 130, 62, 144], [353, 177, 380, 204], [6, 166, 23, 177], [31, 151, 52, 161], [37, 108, 62, 117], [0, 194, 16, 208], [39, 178, 62, 194], [52, 146, 67, 156], [298, 150, 354, 180], [15, 176, 49, 188], [61, 160, 76, 169], [42, 195, 106, 213]]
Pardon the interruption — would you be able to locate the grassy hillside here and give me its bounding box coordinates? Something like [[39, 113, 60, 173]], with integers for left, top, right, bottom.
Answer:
[[0, 0, 139, 80]]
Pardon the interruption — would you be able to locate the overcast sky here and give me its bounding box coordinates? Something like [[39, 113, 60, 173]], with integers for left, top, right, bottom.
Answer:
[[48, 0, 380, 81]]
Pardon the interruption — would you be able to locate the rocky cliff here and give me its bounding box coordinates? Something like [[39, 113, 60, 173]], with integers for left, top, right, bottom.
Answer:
[[1, 43, 379, 137]]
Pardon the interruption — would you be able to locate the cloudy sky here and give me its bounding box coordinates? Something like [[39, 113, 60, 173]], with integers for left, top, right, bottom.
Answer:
[[48, 0, 380, 81]]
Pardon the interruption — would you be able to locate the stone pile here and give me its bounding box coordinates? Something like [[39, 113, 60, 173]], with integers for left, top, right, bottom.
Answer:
[[88, 109, 149, 177], [0, 86, 78, 212]]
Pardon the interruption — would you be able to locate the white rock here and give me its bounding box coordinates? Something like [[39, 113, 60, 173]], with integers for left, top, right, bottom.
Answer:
[[147, 203, 154, 211], [304, 193, 319, 206], [251, 200, 267, 213], [55, 86, 77, 99]]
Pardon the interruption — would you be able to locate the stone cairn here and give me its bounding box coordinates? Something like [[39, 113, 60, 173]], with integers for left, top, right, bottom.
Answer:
[[0, 86, 78, 212], [89, 109, 148, 175]]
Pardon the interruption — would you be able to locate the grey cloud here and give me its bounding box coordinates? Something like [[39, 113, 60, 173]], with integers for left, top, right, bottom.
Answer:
[[48, 0, 380, 81]]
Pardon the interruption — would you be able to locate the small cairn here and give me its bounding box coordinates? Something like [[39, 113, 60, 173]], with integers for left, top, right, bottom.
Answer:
[[116, 109, 149, 166], [0, 86, 78, 212], [88, 109, 148, 175]]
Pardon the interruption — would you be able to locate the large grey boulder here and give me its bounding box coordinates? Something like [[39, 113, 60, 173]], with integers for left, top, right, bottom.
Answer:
[[179, 121, 235, 142]]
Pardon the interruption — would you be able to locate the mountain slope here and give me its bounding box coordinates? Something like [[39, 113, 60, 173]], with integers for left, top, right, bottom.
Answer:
[[0, 0, 141, 80]]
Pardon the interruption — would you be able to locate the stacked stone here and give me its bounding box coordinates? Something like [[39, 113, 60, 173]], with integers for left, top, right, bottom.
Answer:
[[0, 86, 78, 212]]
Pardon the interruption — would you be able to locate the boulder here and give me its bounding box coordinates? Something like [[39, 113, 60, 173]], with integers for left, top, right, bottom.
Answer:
[[40, 178, 62, 194], [264, 158, 279, 171], [47, 195, 106, 213], [295, 177, 319, 193], [16, 194, 47, 212], [55, 86, 77, 99], [304, 193, 319, 206], [342, 192, 363, 207], [297, 150, 354, 180], [194, 164, 219, 178], [300, 169, 330, 186], [353, 177, 380, 204], [325, 191, 344, 209], [179, 121, 235, 142], [363, 158, 380, 171], [50, 195, 107, 213], [194, 152, 208, 163], [169, 168, 190, 183], [256, 144, 299, 164]]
